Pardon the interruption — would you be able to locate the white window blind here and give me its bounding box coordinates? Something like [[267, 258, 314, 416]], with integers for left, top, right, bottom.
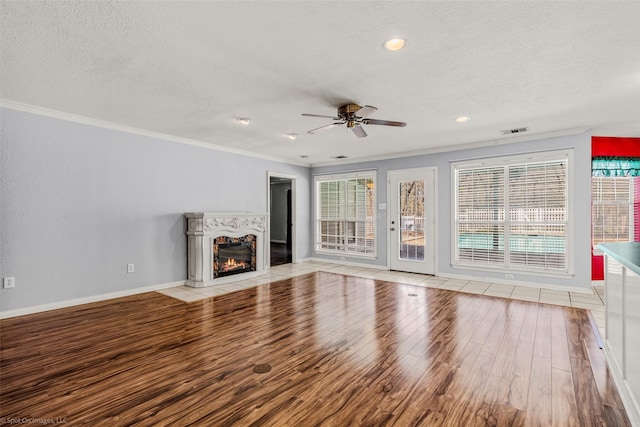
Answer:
[[315, 172, 376, 256], [454, 153, 570, 274], [456, 166, 506, 266], [592, 176, 632, 247]]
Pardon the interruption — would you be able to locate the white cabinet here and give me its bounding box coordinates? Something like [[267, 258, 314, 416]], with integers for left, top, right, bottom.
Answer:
[[602, 248, 640, 427], [606, 256, 625, 373], [625, 269, 640, 414]]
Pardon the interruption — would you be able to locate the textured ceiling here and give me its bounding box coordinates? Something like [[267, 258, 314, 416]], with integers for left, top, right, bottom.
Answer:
[[2, 1, 639, 166]]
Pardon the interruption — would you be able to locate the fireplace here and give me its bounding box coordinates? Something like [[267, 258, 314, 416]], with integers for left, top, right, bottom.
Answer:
[[213, 235, 256, 278], [185, 212, 268, 287]]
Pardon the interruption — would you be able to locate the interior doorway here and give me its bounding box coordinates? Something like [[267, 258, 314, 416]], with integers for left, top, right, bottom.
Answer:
[[268, 173, 296, 267]]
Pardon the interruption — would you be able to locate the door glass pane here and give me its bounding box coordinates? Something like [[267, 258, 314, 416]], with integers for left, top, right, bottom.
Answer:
[[399, 180, 425, 261]]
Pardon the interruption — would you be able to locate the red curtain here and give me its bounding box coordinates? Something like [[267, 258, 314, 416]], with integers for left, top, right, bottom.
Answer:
[[592, 137, 640, 157]]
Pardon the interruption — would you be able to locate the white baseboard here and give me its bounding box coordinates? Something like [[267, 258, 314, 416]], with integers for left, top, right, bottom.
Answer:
[[0, 280, 185, 319], [436, 272, 594, 294], [307, 257, 388, 270], [294, 259, 594, 293], [304, 257, 594, 293]]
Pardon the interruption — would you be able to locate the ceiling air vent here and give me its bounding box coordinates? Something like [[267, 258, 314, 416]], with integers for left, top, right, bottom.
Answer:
[[500, 127, 529, 135]]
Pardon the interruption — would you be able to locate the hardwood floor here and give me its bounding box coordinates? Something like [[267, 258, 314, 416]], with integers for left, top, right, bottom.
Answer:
[[0, 272, 630, 426]]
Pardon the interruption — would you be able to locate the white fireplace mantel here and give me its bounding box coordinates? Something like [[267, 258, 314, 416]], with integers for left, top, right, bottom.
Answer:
[[185, 212, 268, 287]]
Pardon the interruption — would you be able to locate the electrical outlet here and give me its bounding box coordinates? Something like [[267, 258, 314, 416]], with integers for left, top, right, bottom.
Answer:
[[504, 274, 514, 280], [127, 264, 135, 273], [3, 277, 15, 289], [340, 257, 345, 261]]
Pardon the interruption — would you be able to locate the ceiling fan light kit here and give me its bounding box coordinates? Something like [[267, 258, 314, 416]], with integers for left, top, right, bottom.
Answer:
[[302, 103, 406, 138]]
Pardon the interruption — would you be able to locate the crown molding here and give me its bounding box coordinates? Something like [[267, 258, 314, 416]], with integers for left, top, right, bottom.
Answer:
[[0, 99, 310, 168], [3, 99, 602, 170], [310, 126, 591, 168]]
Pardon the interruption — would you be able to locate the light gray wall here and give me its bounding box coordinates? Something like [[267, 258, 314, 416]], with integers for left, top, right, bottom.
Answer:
[[270, 181, 291, 242], [0, 108, 311, 312], [311, 131, 593, 290]]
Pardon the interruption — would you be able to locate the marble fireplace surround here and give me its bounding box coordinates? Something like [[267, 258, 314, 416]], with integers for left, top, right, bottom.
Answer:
[[185, 212, 268, 287]]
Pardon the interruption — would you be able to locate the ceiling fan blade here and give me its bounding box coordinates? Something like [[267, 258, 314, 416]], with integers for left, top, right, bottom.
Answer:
[[308, 122, 343, 134], [351, 124, 367, 138], [356, 105, 378, 117], [362, 118, 407, 127], [302, 113, 340, 120]]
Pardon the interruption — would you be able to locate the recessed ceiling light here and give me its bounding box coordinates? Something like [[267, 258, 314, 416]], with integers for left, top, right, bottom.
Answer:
[[235, 117, 251, 125], [455, 116, 471, 123], [384, 38, 406, 52], [285, 133, 298, 140]]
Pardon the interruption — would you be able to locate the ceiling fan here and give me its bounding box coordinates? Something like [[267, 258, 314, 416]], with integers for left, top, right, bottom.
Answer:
[[302, 103, 406, 138]]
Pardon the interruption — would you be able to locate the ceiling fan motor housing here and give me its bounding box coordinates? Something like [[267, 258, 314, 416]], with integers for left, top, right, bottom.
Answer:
[[338, 104, 362, 128], [338, 103, 362, 117]]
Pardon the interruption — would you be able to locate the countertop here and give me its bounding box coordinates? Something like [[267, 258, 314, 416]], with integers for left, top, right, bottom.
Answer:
[[598, 242, 640, 277]]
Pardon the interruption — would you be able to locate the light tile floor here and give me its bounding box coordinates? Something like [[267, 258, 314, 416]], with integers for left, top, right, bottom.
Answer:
[[158, 261, 606, 338]]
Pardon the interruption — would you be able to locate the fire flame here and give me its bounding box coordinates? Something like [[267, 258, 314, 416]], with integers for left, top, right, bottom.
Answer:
[[222, 258, 247, 272]]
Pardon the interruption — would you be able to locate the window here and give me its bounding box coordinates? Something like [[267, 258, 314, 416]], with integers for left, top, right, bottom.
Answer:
[[453, 151, 571, 275], [592, 176, 634, 247], [591, 156, 640, 250], [315, 171, 376, 256]]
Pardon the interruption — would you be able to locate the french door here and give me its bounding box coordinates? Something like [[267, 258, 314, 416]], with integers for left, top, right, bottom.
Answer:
[[388, 167, 436, 274]]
